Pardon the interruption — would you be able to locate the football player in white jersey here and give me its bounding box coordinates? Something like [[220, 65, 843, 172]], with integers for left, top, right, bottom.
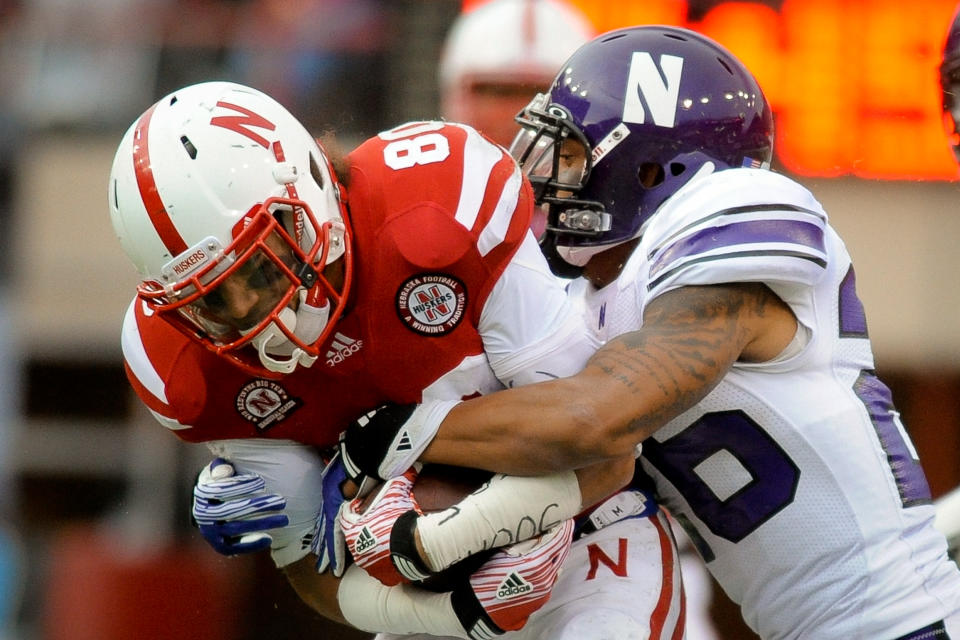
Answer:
[[936, 4, 960, 564], [338, 26, 960, 639], [439, 3, 726, 637]]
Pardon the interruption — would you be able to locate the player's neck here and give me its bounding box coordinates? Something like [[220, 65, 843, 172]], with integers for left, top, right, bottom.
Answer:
[[582, 239, 640, 289]]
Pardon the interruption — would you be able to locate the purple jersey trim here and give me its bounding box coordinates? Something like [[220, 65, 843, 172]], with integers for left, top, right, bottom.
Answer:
[[650, 219, 825, 281]]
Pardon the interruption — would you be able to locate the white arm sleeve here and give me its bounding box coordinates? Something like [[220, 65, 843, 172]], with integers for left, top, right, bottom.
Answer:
[[479, 232, 596, 387], [205, 438, 325, 568], [338, 564, 466, 638]]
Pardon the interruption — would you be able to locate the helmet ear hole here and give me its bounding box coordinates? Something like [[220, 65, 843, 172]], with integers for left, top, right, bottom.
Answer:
[[669, 162, 685, 176], [638, 162, 665, 188], [269, 205, 294, 236], [180, 136, 198, 160], [309, 153, 325, 190]]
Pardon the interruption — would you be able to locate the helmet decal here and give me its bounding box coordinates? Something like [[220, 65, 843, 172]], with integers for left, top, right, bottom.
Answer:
[[160, 236, 222, 283], [592, 123, 630, 165], [210, 101, 277, 149], [623, 52, 684, 128]]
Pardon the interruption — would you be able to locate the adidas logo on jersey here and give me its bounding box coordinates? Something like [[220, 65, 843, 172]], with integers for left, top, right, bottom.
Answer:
[[496, 572, 533, 599], [326, 332, 363, 367], [354, 527, 377, 555]]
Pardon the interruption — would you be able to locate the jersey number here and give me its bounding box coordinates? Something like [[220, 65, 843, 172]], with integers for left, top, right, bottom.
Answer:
[[645, 265, 930, 550], [643, 410, 800, 543], [644, 376, 930, 548], [380, 122, 451, 170]]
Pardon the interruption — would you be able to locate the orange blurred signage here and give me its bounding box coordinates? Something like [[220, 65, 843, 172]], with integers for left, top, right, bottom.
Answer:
[[462, 0, 959, 180]]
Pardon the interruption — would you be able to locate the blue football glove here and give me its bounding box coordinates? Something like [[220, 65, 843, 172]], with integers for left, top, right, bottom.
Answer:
[[192, 458, 289, 556], [312, 452, 350, 576]]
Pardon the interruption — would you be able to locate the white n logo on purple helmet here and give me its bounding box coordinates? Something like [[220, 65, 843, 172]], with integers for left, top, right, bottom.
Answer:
[[622, 52, 684, 128]]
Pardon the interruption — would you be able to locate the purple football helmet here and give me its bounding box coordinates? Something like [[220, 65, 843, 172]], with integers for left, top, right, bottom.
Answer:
[[941, 7, 960, 163], [510, 25, 774, 274]]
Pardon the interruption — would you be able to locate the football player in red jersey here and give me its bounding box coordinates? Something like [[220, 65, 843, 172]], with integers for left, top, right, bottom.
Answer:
[[437, 0, 592, 244], [109, 81, 682, 638]]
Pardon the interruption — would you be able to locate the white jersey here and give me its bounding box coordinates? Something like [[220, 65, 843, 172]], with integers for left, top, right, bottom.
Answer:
[[571, 168, 960, 639]]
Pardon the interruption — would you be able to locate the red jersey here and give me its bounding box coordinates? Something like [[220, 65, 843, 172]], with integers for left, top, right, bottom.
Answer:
[[122, 122, 534, 447]]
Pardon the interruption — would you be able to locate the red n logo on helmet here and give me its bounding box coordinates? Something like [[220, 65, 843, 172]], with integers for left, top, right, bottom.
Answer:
[[210, 102, 277, 148]]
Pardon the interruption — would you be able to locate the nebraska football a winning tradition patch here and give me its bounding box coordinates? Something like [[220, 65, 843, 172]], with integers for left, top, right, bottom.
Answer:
[[235, 380, 302, 431], [396, 273, 467, 336]]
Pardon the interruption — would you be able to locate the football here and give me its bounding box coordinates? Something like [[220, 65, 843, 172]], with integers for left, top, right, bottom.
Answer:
[[357, 463, 492, 513], [354, 464, 495, 591], [411, 464, 495, 592], [413, 464, 493, 512]]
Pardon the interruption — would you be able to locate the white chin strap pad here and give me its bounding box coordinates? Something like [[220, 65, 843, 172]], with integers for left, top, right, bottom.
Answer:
[[555, 162, 719, 268], [556, 243, 614, 267], [245, 290, 331, 374]]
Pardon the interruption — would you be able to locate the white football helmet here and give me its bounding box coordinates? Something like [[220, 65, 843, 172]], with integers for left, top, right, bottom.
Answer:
[[108, 81, 352, 377], [438, 0, 593, 146]]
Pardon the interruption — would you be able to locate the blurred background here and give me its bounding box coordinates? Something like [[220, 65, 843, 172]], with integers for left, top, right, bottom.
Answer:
[[0, 0, 959, 638]]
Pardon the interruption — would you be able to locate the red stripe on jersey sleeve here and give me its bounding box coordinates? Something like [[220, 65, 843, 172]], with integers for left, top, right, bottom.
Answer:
[[123, 360, 172, 417], [471, 170, 535, 316], [126, 303, 211, 441], [447, 125, 535, 319]]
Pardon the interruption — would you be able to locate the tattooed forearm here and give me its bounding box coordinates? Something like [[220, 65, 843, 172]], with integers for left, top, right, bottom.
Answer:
[[585, 284, 774, 438]]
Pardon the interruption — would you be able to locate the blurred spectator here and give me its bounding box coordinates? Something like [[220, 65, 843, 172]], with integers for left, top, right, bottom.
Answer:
[[437, 0, 592, 147], [225, 0, 392, 135], [0, 1, 25, 636], [5, 0, 167, 130], [155, 0, 243, 98]]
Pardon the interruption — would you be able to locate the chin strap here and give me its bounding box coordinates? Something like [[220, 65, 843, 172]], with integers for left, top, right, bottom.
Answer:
[[245, 289, 331, 374]]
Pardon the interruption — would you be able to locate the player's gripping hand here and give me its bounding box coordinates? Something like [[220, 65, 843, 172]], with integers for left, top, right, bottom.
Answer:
[[339, 400, 460, 489], [452, 518, 574, 638], [311, 452, 350, 576], [192, 458, 289, 555], [339, 467, 432, 586]]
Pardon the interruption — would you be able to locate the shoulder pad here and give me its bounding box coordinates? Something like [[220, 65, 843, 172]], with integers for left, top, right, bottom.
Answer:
[[640, 169, 829, 296]]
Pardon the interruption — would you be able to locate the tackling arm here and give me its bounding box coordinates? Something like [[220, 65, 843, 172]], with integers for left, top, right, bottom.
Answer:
[[421, 282, 798, 474]]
